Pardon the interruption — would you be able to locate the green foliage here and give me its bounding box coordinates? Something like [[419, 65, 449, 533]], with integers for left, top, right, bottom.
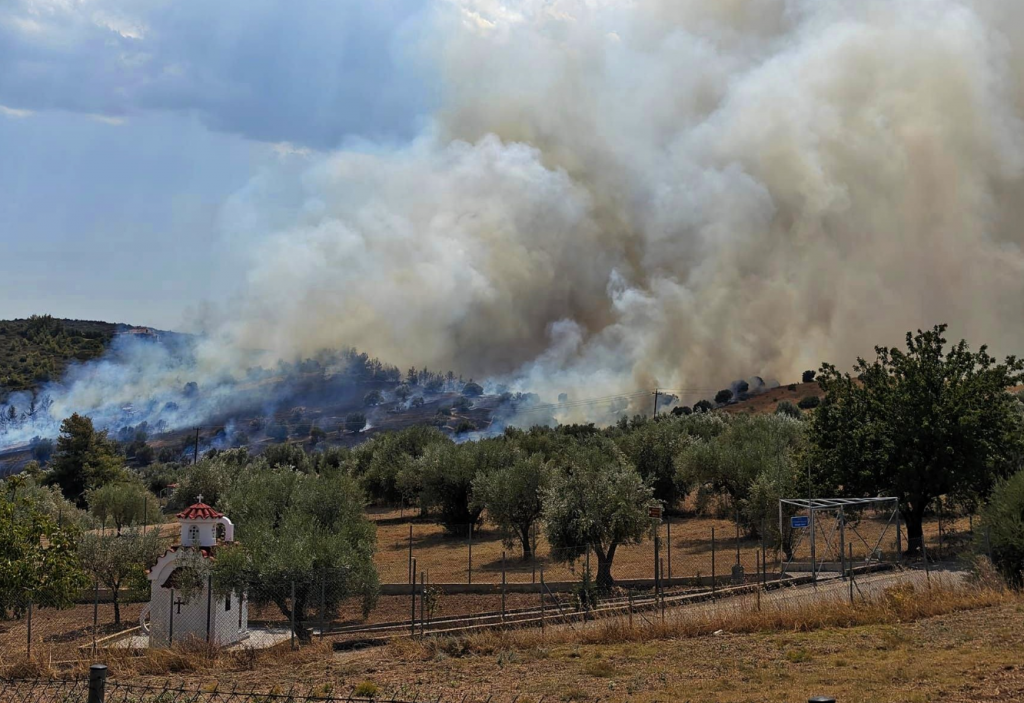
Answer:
[[462, 382, 484, 397], [0, 316, 115, 396], [1, 477, 90, 617], [344, 412, 367, 434], [543, 437, 655, 587], [693, 399, 714, 413], [979, 469, 1024, 587], [78, 527, 165, 624], [676, 414, 804, 538], [797, 395, 821, 410], [170, 451, 244, 509], [802, 370, 816, 383], [775, 400, 802, 418], [213, 465, 379, 640], [714, 389, 734, 405], [267, 423, 289, 442], [356, 426, 450, 505], [472, 451, 550, 559], [572, 563, 600, 612], [613, 416, 693, 508], [87, 481, 161, 534], [48, 413, 125, 504], [810, 324, 1024, 553], [363, 390, 383, 407], [419, 438, 513, 533]]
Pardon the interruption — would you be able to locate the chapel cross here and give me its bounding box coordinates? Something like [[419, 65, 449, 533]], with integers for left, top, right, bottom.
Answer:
[[174, 597, 186, 614], [197, 494, 203, 503]]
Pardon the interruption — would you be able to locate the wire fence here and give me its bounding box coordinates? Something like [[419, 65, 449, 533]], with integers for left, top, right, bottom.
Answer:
[[0, 510, 986, 664]]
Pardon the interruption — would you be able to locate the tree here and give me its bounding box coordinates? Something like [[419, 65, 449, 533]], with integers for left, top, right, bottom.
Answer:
[[472, 452, 550, 559], [1, 479, 89, 617], [213, 466, 379, 642], [309, 426, 327, 445], [714, 389, 734, 405], [87, 482, 161, 535], [462, 381, 484, 397], [170, 453, 239, 509], [797, 395, 821, 410], [693, 399, 715, 413], [735, 380, 750, 394], [363, 390, 383, 407], [614, 416, 689, 508], [676, 414, 803, 536], [395, 384, 412, 402], [543, 438, 655, 587], [78, 527, 164, 625], [802, 370, 816, 383], [979, 469, 1024, 587], [48, 414, 124, 504], [419, 439, 512, 533], [345, 412, 367, 433], [810, 325, 1024, 554], [775, 400, 802, 418]]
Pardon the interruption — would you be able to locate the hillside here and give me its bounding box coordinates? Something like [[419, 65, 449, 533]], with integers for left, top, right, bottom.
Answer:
[[721, 380, 824, 415], [0, 316, 118, 398]]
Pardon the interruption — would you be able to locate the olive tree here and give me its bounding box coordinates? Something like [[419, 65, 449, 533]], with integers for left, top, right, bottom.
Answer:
[[87, 482, 162, 535], [543, 438, 656, 587], [213, 465, 379, 641], [472, 451, 550, 559], [78, 527, 165, 624]]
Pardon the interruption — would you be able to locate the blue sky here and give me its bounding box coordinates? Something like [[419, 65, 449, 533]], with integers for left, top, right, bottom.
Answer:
[[0, 0, 434, 329]]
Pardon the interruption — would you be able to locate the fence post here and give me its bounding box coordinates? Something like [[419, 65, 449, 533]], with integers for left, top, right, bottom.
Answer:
[[985, 525, 992, 562], [419, 572, 426, 638], [92, 579, 99, 654], [467, 524, 473, 585], [849, 544, 855, 605], [501, 551, 506, 625], [666, 517, 672, 581], [87, 664, 108, 703], [410, 557, 417, 637], [896, 509, 902, 564], [26, 600, 32, 657], [628, 587, 634, 629], [735, 511, 740, 566], [756, 551, 761, 611], [839, 508, 846, 581], [290, 580, 296, 650], [408, 525, 413, 585], [711, 527, 716, 599], [319, 571, 326, 642], [760, 520, 766, 585], [540, 569, 546, 634], [653, 532, 660, 601], [206, 575, 213, 643]]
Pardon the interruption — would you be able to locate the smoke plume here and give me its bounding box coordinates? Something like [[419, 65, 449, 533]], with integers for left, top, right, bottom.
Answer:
[[223, 0, 1024, 402], [8, 0, 1024, 446]]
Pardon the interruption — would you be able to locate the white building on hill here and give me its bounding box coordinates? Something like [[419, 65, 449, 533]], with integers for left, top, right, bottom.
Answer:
[[143, 499, 248, 647]]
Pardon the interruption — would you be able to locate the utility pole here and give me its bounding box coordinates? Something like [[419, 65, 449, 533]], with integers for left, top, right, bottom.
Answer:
[[652, 389, 660, 417], [193, 428, 200, 465]]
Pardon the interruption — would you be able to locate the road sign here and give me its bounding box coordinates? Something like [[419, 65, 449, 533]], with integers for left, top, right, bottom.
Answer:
[[649, 506, 663, 520], [791, 515, 809, 528]]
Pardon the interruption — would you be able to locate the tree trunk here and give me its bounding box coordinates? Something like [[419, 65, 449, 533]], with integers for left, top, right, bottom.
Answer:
[[904, 503, 926, 556], [595, 544, 617, 589], [519, 525, 533, 561], [112, 589, 121, 626]]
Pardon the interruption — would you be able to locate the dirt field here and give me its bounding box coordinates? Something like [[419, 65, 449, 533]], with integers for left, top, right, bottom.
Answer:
[[100, 591, 1024, 703]]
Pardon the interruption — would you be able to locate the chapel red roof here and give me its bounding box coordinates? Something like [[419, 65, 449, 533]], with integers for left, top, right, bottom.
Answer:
[[176, 502, 224, 520]]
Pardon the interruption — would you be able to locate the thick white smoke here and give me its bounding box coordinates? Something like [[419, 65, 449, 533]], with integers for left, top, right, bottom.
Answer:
[[221, 0, 1024, 407], [7, 0, 1024, 450]]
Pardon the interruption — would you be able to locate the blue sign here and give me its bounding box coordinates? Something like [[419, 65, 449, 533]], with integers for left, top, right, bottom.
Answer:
[[791, 516, 810, 528]]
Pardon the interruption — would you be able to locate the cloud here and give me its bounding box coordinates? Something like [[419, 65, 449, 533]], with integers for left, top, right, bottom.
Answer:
[[0, 104, 32, 118], [0, 0, 434, 147]]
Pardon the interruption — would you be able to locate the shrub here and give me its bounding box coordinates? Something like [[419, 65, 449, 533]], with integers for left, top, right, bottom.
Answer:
[[363, 390, 383, 407], [345, 412, 367, 433], [787, 384, 797, 391], [452, 396, 473, 412], [693, 399, 714, 413], [979, 469, 1024, 587], [671, 405, 692, 416], [454, 419, 477, 434], [797, 395, 821, 410], [411, 396, 425, 408], [802, 370, 816, 383], [775, 400, 802, 418], [714, 389, 734, 405], [462, 381, 484, 397]]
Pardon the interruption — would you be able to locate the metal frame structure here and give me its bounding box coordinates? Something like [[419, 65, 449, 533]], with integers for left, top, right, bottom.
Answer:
[[779, 497, 901, 582]]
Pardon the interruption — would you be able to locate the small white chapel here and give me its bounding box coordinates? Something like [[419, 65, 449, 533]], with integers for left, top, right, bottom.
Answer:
[[142, 497, 249, 647]]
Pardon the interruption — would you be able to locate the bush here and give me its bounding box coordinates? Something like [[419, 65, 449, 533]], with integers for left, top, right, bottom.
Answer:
[[802, 370, 816, 383], [345, 412, 367, 433], [411, 396, 425, 408], [797, 395, 821, 410], [671, 406, 692, 416], [775, 401, 802, 418], [452, 396, 473, 412], [693, 399, 714, 413], [462, 381, 484, 397], [979, 469, 1024, 587], [714, 389, 733, 405], [364, 390, 383, 407]]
